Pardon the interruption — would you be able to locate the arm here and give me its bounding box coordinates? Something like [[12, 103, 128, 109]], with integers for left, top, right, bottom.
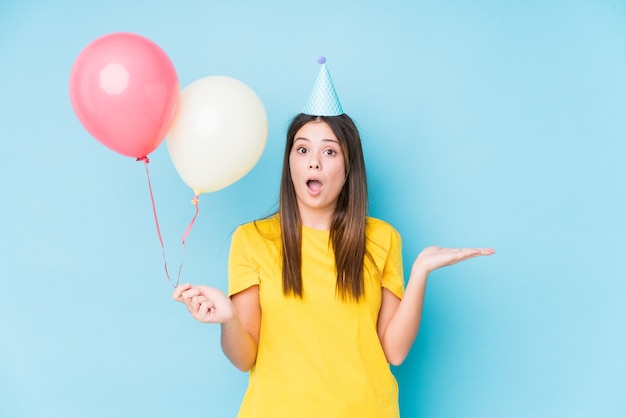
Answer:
[[378, 246, 495, 366], [222, 285, 261, 372], [173, 283, 261, 372]]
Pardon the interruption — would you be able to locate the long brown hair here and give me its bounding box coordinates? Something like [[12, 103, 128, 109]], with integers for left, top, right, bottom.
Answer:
[[278, 113, 369, 301]]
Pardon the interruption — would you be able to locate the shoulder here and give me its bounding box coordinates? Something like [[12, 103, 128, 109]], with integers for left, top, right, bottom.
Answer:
[[366, 217, 401, 238], [365, 217, 402, 252], [233, 214, 280, 242]]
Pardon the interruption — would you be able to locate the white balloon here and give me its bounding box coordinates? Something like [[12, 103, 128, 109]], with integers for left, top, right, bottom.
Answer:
[[166, 76, 268, 194]]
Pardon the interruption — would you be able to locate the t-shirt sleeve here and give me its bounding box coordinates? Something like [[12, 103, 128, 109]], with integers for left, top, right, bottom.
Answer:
[[381, 226, 405, 299], [228, 226, 260, 297]]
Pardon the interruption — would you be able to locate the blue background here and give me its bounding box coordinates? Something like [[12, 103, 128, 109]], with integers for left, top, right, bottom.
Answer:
[[1, 0, 625, 417]]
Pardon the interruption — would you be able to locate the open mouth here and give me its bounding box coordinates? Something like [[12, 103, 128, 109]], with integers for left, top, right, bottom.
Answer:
[[306, 179, 323, 192]]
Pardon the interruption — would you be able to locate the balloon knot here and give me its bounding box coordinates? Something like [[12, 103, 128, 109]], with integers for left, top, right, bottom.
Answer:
[[317, 56, 326, 64], [136, 156, 149, 163]]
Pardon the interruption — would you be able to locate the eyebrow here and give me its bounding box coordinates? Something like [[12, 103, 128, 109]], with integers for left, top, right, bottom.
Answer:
[[294, 137, 339, 143]]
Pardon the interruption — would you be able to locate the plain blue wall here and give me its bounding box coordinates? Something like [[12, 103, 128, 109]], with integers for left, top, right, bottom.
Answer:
[[1, 0, 625, 417]]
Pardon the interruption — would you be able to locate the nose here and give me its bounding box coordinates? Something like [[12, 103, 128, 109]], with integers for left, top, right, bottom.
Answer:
[[308, 158, 320, 170]]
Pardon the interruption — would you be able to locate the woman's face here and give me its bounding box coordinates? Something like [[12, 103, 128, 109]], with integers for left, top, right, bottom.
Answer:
[[289, 120, 346, 225]]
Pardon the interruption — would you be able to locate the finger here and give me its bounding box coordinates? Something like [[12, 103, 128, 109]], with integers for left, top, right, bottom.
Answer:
[[172, 283, 192, 301], [456, 248, 495, 261], [190, 295, 207, 312], [460, 248, 481, 255], [181, 288, 201, 301], [199, 300, 217, 321], [464, 248, 496, 256], [199, 299, 216, 312]]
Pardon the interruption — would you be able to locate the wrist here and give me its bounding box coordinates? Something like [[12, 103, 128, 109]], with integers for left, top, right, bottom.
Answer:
[[220, 299, 238, 326], [410, 260, 431, 279]]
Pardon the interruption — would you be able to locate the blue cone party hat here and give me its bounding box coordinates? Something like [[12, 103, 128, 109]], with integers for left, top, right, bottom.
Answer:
[[302, 57, 344, 116]]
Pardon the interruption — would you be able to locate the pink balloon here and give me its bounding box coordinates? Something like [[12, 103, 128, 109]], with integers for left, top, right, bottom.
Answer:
[[69, 32, 179, 158]]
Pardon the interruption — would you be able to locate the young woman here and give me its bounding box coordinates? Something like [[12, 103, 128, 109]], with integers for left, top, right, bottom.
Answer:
[[173, 60, 495, 417]]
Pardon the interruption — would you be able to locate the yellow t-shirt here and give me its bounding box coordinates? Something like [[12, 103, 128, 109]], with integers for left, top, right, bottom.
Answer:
[[228, 215, 405, 418]]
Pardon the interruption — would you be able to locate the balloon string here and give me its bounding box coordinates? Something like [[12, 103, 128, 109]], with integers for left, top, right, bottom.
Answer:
[[176, 194, 200, 281], [177, 193, 199, 272], [183, 194, 200, 247], [137, 156, 178, 288]]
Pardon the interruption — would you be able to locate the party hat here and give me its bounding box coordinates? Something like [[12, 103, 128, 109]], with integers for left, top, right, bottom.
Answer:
[[302, 57, 344, 116]]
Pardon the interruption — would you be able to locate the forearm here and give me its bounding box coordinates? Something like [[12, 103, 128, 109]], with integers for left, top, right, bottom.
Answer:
[[220, 312, 258, 372], [380, 246, 495, 365], [381, 267, 428, 366]]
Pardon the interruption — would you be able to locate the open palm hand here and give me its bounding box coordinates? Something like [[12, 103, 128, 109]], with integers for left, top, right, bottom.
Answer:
[[412, 246, 495, 276]]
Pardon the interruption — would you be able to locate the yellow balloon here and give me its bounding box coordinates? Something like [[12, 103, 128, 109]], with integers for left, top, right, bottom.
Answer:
[[166, 76, 268, 194]]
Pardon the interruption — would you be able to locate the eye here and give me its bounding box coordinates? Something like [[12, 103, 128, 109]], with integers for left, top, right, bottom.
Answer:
[[295, 146, 308, 154], [324, 148, 337, 156]]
